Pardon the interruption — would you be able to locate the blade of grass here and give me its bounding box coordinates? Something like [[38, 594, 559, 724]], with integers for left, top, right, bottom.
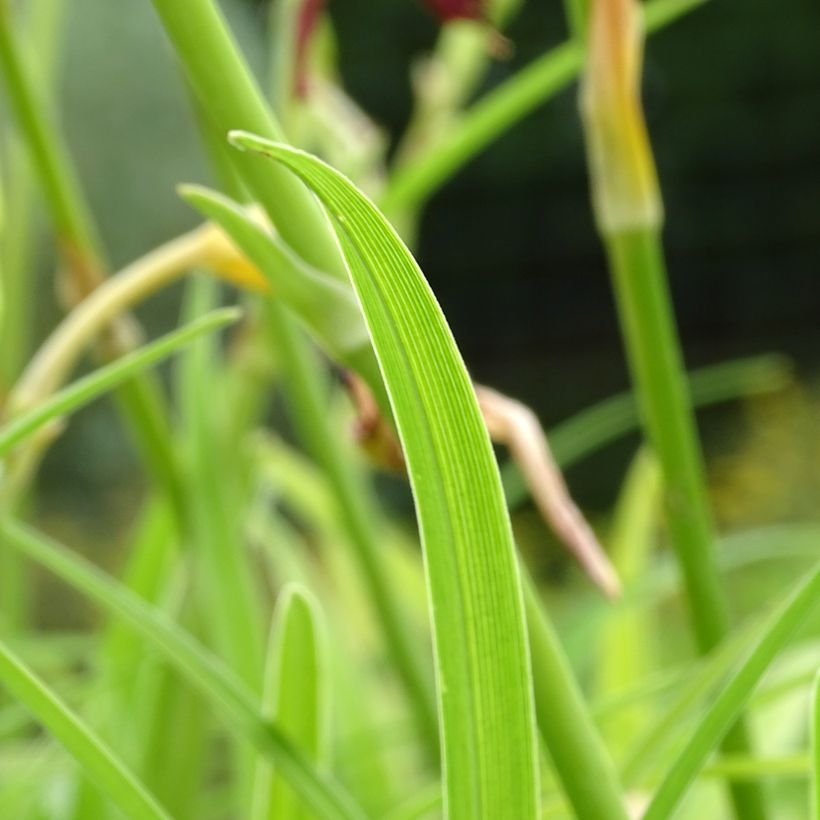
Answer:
[[228, 133, 627, 819], [1, 518, 368, 820], [0, 308, 240, 458], [813, 671, 820, 819], [252, 585, 329, 820], [0, 640, 170, 820], [643, 563, 820, 820]]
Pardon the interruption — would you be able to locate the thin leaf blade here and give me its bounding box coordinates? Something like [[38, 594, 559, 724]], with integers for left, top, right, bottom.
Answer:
[[1, 519, 366, 820], [644, 563, 820, 819], [0, 640, 170, 820], [230, 133, 539, 819], [253, 584, 328, 820], [0, 308, 240, 458]]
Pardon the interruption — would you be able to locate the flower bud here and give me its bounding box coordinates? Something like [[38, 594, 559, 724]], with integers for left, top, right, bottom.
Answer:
[[422, 0, 484, 23], [580, 0, 663, 234]]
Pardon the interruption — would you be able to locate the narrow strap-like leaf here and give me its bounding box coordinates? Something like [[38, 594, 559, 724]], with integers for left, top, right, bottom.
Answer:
[[0, 640, 170, 820], [643, 563, 820, 819], [0, 308, 240, 458], [1, 519, 367, 820], [253, 584, 328, 820], [230, 132, 539, 819]]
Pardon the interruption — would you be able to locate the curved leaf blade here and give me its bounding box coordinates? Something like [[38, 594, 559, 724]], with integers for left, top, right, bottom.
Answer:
[[229, 133, 539, 819], [0, 519, 366, 820], [253, 584, 329, 820], [0, 308, 240, 458], [0, 640, 170, 820], [643, 563, 820, 819]]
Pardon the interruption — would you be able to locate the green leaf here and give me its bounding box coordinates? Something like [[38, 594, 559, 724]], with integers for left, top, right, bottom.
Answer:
[[178, 185, 370, 360], [813, 671, 820, 819], [0, 307, 240, 458], [1, 519, 367, 820], [643, 563, 820, 819], [0, 640, 170, 820], [252, 584, 329, 820], [229, 132, 539, 819]]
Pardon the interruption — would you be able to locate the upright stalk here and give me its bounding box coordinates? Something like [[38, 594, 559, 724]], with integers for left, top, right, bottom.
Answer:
[[0, 1, 184, 517], [147, 0, 438, 753], [523, 576, 629, 820], [579, 0, 765, 817]]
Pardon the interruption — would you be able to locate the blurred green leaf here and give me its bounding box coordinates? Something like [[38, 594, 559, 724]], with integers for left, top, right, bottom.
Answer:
[[253, 584, 328, 820], [0, 640, 170, 820], [1, 519, 367, 820], [0, 308, 240, 458]]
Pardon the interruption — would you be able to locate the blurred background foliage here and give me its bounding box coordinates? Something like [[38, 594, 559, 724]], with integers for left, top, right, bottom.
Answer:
[[7, 0, 820, 607]]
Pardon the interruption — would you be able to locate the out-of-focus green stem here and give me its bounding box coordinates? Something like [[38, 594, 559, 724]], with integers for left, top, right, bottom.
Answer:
[[147, 0, 343, 279], [563, 0, 588, 40], [605, 229, 767, 820], [0, 0, 64, 387], [262, 300, 438, 752], [379, 0, 708, 217], [0, 1, 99, 272], [522, 574, 629, 820], [0, 2, 184, 519], [605, 231, 728, 649], [148, 0, 438, 754], [580, 0, 765, 813], [178, 278, 263, 687]]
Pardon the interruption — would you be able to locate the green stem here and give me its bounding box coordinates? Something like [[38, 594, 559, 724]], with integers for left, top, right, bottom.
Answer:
[[562, 0, 588, 40], [523, 574, 629, 820], [148, 0, 439, 754], [263, 300, 439, 753], [0, 2, 185, 523], [605, 227, 767, 820], [147, 0, 342, 278], [379, 0, 708, 217], [0, 2, 100, 267]]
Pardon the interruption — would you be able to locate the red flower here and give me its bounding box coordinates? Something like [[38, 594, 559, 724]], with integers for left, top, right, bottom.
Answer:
[[294, 0, 325, 97], [422, 0, 485, 23]]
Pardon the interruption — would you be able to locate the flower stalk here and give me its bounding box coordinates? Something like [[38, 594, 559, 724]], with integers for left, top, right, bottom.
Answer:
[[579, 1, 767, 818]]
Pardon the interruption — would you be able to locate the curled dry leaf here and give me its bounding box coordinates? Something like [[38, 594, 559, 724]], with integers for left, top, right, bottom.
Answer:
[[344, 370, 621, 597], [475, 385, 621, 598]]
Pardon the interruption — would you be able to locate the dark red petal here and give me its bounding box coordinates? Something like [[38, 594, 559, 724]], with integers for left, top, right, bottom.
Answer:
[[422, 0, 484, 23], [294, 0, 326, 98]]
